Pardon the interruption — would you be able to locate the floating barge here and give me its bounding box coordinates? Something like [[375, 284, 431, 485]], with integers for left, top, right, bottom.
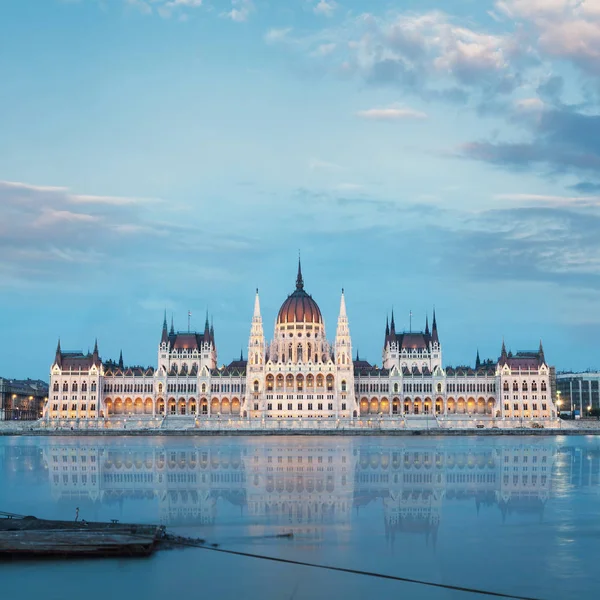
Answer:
[[0, 512, 165, 559]]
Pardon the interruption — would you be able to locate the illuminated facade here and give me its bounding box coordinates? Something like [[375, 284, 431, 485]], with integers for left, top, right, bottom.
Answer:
[[44, 261, 557, 426]]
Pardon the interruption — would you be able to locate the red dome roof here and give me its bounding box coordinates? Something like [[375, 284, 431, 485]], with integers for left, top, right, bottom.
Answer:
[[277, 261, 323, 325]]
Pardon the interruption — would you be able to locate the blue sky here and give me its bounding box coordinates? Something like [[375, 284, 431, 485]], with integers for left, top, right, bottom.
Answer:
[[2, 0, 600, 378]]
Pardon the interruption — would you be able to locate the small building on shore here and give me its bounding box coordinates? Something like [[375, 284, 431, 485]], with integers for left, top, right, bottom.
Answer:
[[0, 377, 48, 421]]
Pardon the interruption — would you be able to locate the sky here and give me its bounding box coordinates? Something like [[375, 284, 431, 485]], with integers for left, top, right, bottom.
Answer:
[[1, 0, 600, 379]]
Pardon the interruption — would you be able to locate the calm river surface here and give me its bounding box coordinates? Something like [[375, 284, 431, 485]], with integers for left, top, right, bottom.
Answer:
[[1, 435, 599, 600]]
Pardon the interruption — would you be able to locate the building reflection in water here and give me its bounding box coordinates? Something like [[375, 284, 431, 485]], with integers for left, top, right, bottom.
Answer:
[[18, 439, 600, 546]]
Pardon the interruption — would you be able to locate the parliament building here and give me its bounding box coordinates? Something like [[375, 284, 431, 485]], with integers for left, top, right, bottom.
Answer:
[[44, 261, 557, 426]]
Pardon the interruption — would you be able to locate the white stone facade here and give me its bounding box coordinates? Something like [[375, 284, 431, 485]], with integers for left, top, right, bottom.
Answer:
[[43, 263, 557, 425]]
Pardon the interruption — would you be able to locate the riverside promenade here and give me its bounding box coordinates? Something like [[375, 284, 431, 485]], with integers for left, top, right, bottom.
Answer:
[[1, 416, 599, 436]]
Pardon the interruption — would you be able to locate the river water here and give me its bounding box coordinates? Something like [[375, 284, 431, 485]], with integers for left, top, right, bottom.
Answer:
[[1, 435, 599, 600]]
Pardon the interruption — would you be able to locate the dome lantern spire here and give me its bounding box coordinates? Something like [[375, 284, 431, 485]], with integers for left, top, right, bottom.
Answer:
[[296, 254, 304, 290]]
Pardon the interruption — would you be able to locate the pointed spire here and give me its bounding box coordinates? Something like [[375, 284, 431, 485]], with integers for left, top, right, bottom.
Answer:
[[92, 338, 99, 365], [54, 338, 62, 366], [339, 288, 347, 318], [118, 350, 123, 370], [431, 308, 439, 344], [390, 309, 396, 334], [253, 288, 261, 319], [161, 311, 169, 344], [385, 315, 390, 337], [425, 314, 430, 336], [169, 315, 175, 336], [240, 348, 244, 361], [501, 337, 507, 357], [539, 339, 545, 364], [296, 254, 304, 290], [476, 349, 481, 369], [356, 349, 359, 361], [210, 316, 214, 344], [204, 309, 210, 337]]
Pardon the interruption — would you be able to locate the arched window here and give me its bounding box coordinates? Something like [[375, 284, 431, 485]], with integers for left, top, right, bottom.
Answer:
[[394, 383, 399, 393], [532, 381, 538, 392], [503, 381, 509, 392], [341, 380, 347, 392], [437, 382, 443, 393], [201, 383, 206, 393], [253, 380, 259, 392], [513, 381, 518, 391], [522, 381, 528, 391], [541, 381, 547, 391], [297, 343, 303, 362], [266, 374, 274, 391], [316, 374, 324, 388], [326, 374, 334, 391], [72, 382, 78, 392], [307, 374, 314, 388], [53, 382, 59, 392]]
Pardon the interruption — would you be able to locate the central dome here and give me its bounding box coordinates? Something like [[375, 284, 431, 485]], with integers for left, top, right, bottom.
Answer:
[[277, 260, 323, 325]]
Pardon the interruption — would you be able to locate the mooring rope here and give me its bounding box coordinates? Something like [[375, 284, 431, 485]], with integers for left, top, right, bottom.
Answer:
[[160, 534, 544, 600]]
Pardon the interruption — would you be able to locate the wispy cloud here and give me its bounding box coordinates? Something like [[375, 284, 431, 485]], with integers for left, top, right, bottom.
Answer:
[[356, 106, 428, 121], [223, 0, 254, 22], [264, 27, 292, 44], [313, 0, 337, 18]]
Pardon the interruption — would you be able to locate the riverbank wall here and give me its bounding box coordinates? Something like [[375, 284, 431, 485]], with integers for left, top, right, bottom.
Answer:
[[1, 419, 599, 436]]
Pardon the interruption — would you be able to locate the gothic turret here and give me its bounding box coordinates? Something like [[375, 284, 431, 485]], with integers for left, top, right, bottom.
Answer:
[[335, 289, 352, 368], [248, 288, 265, 368], [118, 350, 124, 370]]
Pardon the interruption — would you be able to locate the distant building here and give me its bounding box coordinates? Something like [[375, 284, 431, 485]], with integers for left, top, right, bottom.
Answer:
[[556, 372, 600, 416], [0, 377, 48, 421], [44, 260, 557, 426]]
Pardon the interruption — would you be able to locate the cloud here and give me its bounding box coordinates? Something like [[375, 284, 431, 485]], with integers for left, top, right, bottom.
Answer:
[[461, 104, 600, 179], [494, 192, 600, 208], [223, 0, 254, 22], [332, 183, 365, 193], [34, 209, 101, 227], [264, 27, 292, 44], [495, 0, 600, 76], [356, 106, 427, 120], [308, 158, 343, 171], [297, 11, 531, 104], [570, 181, 600, 194], [313, 0, 337, 18]]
